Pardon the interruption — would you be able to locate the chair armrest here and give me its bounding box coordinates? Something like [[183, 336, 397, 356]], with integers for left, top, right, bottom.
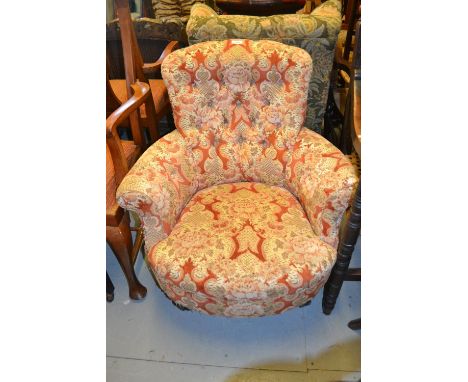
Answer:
[[142, 40, 179, 74], [106, 81, 151, 185], [116, 130, 199, 251], [286, 128, 358, 248]]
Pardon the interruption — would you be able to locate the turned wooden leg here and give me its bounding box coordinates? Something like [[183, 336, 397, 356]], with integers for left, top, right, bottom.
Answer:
[[348, 318, 361, 330], [323, 180, 361, 314], [107, 272, 115, 302], [107, 212, 147, 300]]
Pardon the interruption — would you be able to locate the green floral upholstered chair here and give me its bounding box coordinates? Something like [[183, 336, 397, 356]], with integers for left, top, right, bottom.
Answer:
[[151, 0, 217, 25], [116, 39, 358, 317], [186, 0, 342, 135]]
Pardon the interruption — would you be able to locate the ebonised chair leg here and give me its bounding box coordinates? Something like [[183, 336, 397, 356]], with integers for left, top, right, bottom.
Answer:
[[348, 318, 361, 330], [322, 181, 361, 314], [107, 272, 115, 302]]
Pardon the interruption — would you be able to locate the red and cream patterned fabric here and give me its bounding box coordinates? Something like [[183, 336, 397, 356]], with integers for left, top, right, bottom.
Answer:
[[117, 40, 358, 317], [149, 182, 336, 317], [117, 130, 199, 252], [162, 39, 312, 189], [286, 128, 357, 248]]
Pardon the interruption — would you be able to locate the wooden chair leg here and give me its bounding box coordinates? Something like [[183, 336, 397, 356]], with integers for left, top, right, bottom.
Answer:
[[107, 212, 147, 300], [107, 272, 115, 302], [348, 318, 361, 330], [322, 181, 361, 314]]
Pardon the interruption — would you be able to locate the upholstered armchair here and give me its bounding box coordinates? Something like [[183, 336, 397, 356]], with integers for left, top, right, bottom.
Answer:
[[116, 39, 357, 317], [186, 0, 342, 135]]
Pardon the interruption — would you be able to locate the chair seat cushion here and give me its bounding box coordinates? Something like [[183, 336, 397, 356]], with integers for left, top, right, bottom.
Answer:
[[148, 182, 337, 317], [109, 79, 169, 116]]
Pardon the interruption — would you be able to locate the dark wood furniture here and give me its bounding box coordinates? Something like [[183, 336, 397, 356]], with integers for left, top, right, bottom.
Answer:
[[322, 180, 360, 314], [337, 17, 360, 154], [215, 0, 306, 15], [107, 81, 152, 301], [141, 0, 155, 18], [322, 21, 361, 324], [323, 0, 360, 150], [107, 272, 115, 302], [108, 0, 179, 144]]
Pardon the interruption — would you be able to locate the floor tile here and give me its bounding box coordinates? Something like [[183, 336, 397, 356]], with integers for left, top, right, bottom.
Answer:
[[307, 369, 361, 382], [303, 237, 361, 372], [107, 234, 361, 377], [107, 244, 308, 371], [106, 357, 361, 382], [107, 357, 311, 382]]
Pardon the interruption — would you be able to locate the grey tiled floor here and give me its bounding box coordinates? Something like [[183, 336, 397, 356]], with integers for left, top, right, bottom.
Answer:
[[107, 236, 361, 381]]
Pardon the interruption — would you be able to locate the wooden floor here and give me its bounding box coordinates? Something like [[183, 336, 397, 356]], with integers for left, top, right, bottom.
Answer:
[[106, 232, 361, 381]]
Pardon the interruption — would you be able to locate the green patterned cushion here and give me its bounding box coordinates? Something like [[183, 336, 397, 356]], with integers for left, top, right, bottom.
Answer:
[[152, 0, 181, 20], [186, 0, 342, 134], [152, 0, 208, 24]]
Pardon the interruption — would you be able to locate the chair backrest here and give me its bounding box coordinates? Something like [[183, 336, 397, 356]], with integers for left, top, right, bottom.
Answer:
[[186, 0, 342, 135], [107, 18, 186, 79], [162, 39, 312, 189], [106, 81, 151, 224], [110, 0, 160, 147]]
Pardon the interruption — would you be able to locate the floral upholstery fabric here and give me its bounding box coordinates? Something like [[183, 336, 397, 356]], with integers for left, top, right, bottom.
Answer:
[[186, 0, 342, 134], [117, 130, 199, 252], [117, 39, 358, 317], [162, 39, 312, 190], [151, 0, 210, 25], [110, 79, 169, 116], [152, 0, 181, 23], [149, 182, 336, 317], [286, 128, 357, 248]]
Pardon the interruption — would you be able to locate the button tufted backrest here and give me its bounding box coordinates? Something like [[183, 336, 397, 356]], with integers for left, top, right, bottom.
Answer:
[[162, 39, 312, 189]]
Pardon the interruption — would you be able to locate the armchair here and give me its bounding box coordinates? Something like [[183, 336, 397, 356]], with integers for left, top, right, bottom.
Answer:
[[107, 81, 153, 300], [108, 0, 180, 144], [107, 0, 215, 76], [117, 39, 357, 317], [186, 0, 342, 135]]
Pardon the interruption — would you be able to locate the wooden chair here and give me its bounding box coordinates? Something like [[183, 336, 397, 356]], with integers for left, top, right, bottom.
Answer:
[[322, 21, 361, 317], [108, 0, 179, 144], [107, 81, 152, 300], [323, 0, 360, 151]]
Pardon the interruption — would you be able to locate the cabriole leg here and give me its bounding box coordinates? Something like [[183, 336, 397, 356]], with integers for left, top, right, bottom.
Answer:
[[107, 212, 147, 300]]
